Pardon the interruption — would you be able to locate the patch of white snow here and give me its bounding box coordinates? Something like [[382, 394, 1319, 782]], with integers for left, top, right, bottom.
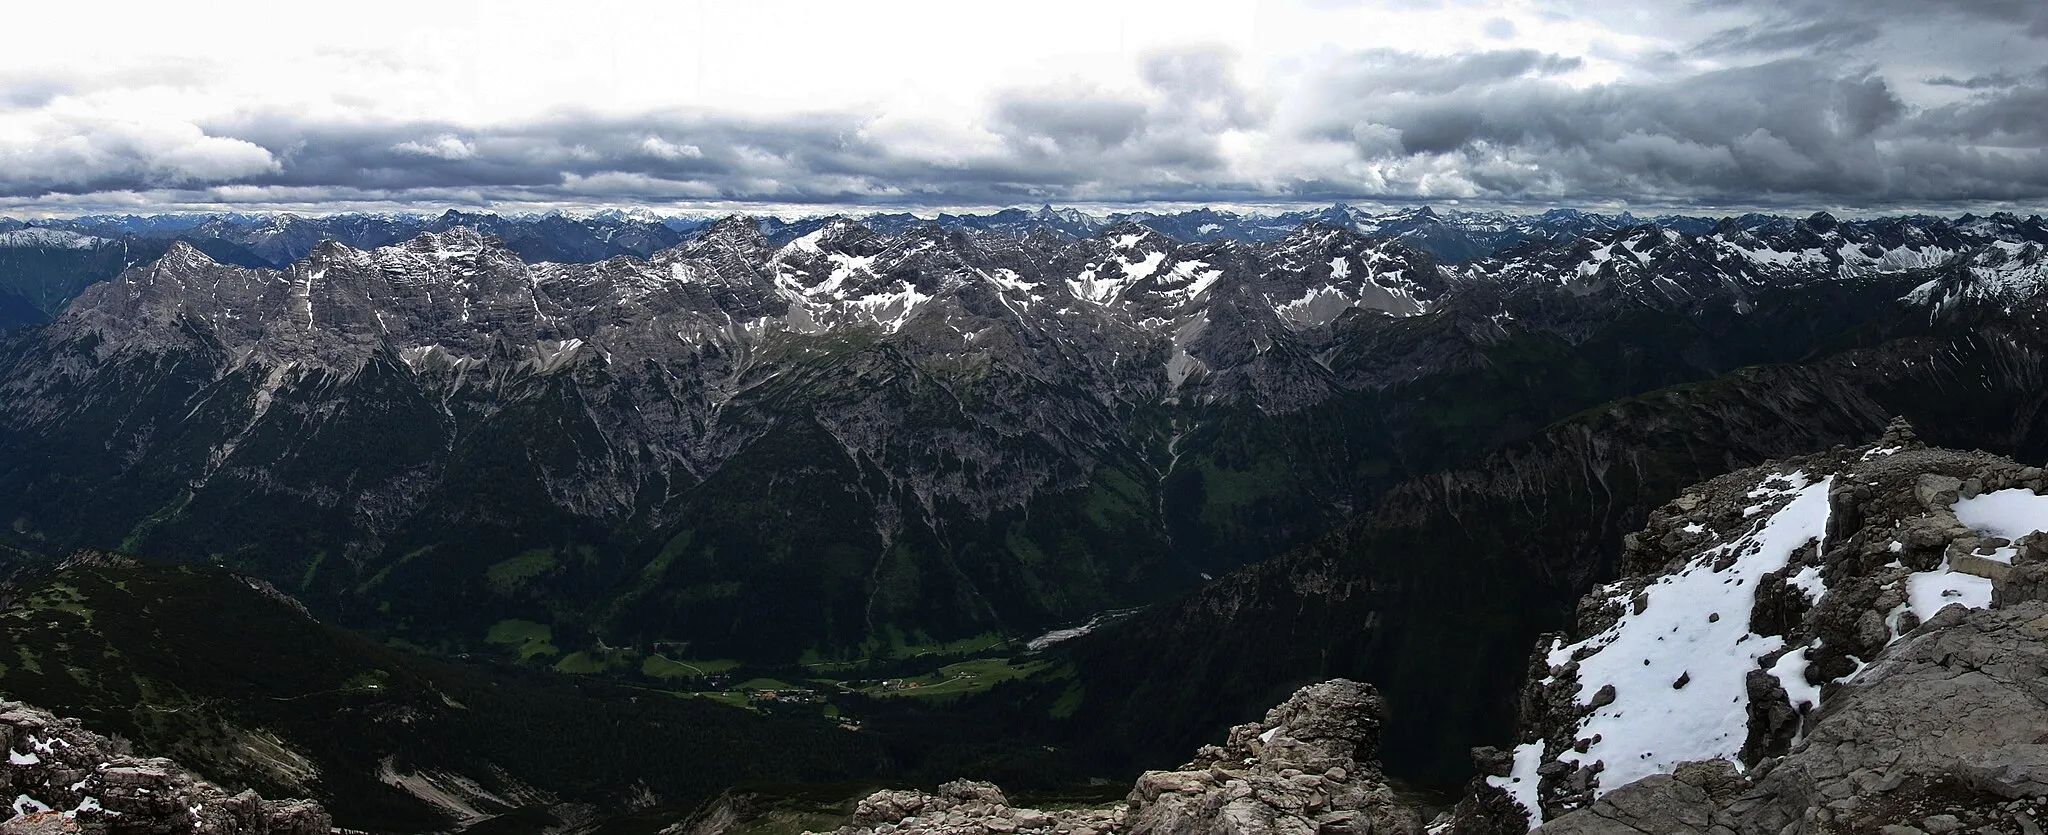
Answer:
[[1905, 562, 1994, 622], [12, 795, 51, 817], [1953, 488, 2048, 542], [1488, 741, 1547, 827], [1766, 645, 1821, 712], [1550, 473, 1831, 801]]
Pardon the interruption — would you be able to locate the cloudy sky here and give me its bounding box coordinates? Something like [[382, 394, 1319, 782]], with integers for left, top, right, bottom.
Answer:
[[1, 0, 2044, 215]]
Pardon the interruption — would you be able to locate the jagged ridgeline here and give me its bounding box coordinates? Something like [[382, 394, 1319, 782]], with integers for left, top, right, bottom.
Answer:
[[1, 206, 2047, 794], [0, 211, 706, 335], [0, 204, 1819, 335]]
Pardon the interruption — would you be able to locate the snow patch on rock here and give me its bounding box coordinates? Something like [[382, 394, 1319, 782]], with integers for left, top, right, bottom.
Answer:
[[1496, 472, 1831, 826]]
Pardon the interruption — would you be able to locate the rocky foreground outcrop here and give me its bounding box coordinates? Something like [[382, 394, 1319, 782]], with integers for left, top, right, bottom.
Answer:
[[0, 701, 328, 835], [1540, 601, 2048, 835], [1438, 420, 2048, 834], [817, 680, 1423, 835], [1533, 602, 2048, 835]]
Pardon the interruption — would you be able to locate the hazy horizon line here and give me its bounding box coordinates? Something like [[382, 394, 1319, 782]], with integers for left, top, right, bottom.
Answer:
[[6, 198, 2047, 223]]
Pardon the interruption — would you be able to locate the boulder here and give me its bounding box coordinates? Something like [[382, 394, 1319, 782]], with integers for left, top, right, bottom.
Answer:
[[1914, 474, 1962, 512], [816, 680, 1422, 835], [1995, 533, 2048, 607], [1124, 680, 1421, 835]]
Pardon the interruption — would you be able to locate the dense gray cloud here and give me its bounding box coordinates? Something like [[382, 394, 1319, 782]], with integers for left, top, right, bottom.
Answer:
[[993, 93, 1151, 156], [1696, 0, 2048, 40], [1925, 72, 2026, 90], [982, 45, 1265, 195], [2, 1, 2046, 211], [1905, 67, 2048, 145], [1320, 49, 1583, 98], [1692, 19, 1884, 56], [0, 117, 280, 195], [0, 78, 67, 109], [1289, 57, 1927, 198]]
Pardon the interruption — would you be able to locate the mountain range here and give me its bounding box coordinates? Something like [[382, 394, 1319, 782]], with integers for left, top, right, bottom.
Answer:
[[9, 203, 1921, 336], [3, 204, 2048, 830]]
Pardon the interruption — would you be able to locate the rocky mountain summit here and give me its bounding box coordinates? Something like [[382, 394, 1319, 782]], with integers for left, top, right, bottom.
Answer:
[[816, 680, 1423, 835], [1439, 420, 2048, 833], [0, 700, 327, 835]]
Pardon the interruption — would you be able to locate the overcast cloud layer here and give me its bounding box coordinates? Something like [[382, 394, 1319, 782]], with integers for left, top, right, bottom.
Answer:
[[1, 0, 2044, 214]]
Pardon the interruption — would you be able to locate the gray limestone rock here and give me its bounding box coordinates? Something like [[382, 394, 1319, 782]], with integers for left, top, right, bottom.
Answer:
[[815, 680, 1421, 835], [1994, 534, 2048, 608], [1914, 474, 1963, 512], [1126, 680, 1421, 835], [1533, 761, 1746, 835]]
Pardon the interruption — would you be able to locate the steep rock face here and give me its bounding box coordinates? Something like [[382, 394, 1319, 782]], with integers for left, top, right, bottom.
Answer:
[[0, 701, 327, 835], [815, 680, 1421, 835], [1442, 422, 2048, 831]]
